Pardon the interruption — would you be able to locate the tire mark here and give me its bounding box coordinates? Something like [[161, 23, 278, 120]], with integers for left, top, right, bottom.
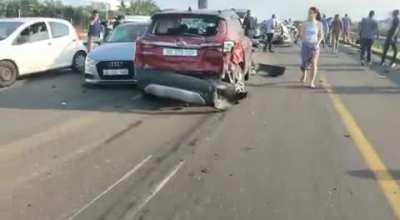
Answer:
[[104, 120, 143, 144]]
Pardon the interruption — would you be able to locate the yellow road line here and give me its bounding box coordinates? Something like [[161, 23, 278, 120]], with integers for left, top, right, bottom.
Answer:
[[321, 74, 400, 219]]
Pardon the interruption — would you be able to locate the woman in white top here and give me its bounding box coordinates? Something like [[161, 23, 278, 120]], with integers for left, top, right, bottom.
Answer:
[[299, 7, 324, 88]]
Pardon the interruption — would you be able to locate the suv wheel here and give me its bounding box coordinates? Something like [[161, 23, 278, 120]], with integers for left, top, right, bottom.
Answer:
[[225, 64, 247, 99], [72, 51, 86, 73], [0, 61, 18, 88]]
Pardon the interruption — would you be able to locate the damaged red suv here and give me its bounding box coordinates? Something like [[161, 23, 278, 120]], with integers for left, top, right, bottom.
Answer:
[[135, 9, 253, 109]]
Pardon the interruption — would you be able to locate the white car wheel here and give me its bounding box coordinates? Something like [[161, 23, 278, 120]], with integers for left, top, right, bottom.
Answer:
[[0, 61, 17, 87], [72, 51, 86, 73]]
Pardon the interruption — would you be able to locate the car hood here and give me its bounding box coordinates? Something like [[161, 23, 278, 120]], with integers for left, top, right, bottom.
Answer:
[[88, 42, 135, 61]]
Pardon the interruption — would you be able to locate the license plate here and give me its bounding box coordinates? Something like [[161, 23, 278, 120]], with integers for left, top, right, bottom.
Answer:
[[103, 69, 129, 76], [163, 48, 198, 57]]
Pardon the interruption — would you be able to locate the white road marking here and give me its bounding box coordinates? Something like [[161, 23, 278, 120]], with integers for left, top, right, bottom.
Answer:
[[69, 155, 153, 220], [123, 160, 185, 220]]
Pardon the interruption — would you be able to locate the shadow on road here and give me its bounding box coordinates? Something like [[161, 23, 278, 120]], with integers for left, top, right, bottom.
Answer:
[[250, 81, 400, 95], [320, 68, 365, 72], [320, 86, 400, 95], [278, 63, 364, 68], [348, 170, 400, 180], [0, 69, 218, 116]]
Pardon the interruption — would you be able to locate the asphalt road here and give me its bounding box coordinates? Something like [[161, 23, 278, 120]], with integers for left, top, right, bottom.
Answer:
[[1, 45, 400, 220]]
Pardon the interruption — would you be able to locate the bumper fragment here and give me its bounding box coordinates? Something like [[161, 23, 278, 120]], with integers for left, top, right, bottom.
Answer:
[[136, 70, 219, 105]]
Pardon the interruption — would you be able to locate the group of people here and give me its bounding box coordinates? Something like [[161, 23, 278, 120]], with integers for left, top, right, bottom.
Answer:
[[358, 9, 399, 67], [243, 10, 280, 53], [87, 8, 399, 90], [298, 7, 399, 89], [87, 10, 124, 52], [320, 14, 352, 54]]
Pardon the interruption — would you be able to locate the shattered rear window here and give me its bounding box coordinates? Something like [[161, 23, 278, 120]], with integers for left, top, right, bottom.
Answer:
[[152, 15, 219, 37]]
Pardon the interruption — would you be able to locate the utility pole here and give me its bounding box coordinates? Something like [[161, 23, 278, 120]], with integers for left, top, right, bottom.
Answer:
[[198, 0, 207, 9]]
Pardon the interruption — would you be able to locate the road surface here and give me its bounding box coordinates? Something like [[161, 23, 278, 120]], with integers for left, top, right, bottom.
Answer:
[[1, 45, 400, 220]]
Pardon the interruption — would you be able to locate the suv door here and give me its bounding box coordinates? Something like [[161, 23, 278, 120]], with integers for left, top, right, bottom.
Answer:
[[12, 22, 52, 74], [48, 21, 76, 68]]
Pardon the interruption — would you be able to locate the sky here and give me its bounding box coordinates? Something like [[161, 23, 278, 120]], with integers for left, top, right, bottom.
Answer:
[[154, 0, 399, 21], [62, 0, 400, 21]]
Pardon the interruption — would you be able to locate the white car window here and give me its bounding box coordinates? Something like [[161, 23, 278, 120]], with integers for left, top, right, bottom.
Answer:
[[0, 21, 23, 41], [15, 22, 49, 45], [49, 22, 69, 38]]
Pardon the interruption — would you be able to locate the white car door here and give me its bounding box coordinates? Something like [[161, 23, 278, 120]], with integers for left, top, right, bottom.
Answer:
[[48, 21, 77, 68], [11, 22, 53, 74]]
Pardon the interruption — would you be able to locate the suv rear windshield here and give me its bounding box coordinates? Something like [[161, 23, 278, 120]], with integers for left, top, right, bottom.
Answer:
[[152, 15, 220, 37]]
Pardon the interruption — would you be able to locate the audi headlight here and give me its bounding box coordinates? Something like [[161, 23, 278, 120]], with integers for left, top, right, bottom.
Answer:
[[85, 57, 97, 74]]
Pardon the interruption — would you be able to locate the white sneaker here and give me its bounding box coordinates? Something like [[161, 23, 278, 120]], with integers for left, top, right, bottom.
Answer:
[[391, 63, 397, 69]]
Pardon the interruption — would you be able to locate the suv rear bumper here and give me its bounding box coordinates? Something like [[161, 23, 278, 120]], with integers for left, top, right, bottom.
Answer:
[[136, 70, 234, 106]]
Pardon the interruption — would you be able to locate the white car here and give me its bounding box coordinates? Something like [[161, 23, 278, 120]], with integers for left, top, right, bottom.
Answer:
[[0, 18, 87, 87]]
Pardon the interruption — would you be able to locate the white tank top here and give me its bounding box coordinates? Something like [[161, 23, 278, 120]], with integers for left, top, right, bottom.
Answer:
[[303, 21, 319, 43]]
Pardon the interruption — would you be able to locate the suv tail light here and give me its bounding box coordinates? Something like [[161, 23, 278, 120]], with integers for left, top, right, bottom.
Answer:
[[137, 40, 156, 50], [223, 41, 235, 53]]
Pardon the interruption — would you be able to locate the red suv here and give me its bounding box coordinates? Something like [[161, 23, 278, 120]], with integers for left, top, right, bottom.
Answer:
[[135, 9, 253, 109]]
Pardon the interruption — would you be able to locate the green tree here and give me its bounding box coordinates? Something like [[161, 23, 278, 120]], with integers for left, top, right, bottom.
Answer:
[[125, 0, 159, 16], [0, 0, 160, 28], [119, 0, 127, 14]]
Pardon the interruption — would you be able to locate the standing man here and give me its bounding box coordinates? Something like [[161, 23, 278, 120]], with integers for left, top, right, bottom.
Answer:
[[243, 10, 254, 37], [262, 14, 278, 52], [359, 10, 379, 65], [342, 14, 352, 43], [87, 10, 101, 52], [321, 14, 330, 48], [381, 10, 399, 68], [330, 14, 343, 54]]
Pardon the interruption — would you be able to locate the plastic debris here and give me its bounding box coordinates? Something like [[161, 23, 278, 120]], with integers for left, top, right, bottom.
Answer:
[[200, 168, 209, 174]]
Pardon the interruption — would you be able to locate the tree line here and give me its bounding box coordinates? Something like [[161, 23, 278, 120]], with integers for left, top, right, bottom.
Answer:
[[0, 0, 159, 27]]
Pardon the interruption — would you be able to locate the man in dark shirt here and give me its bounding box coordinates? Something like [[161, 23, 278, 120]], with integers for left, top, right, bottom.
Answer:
[[381, 10, 399, 67], [359, 11, 379, 65], [243, 10, 254, 37], [87, 10, 101, 52]]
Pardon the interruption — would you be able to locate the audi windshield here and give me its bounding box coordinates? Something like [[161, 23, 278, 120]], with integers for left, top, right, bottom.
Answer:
[[107, 23, 148, 43]]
